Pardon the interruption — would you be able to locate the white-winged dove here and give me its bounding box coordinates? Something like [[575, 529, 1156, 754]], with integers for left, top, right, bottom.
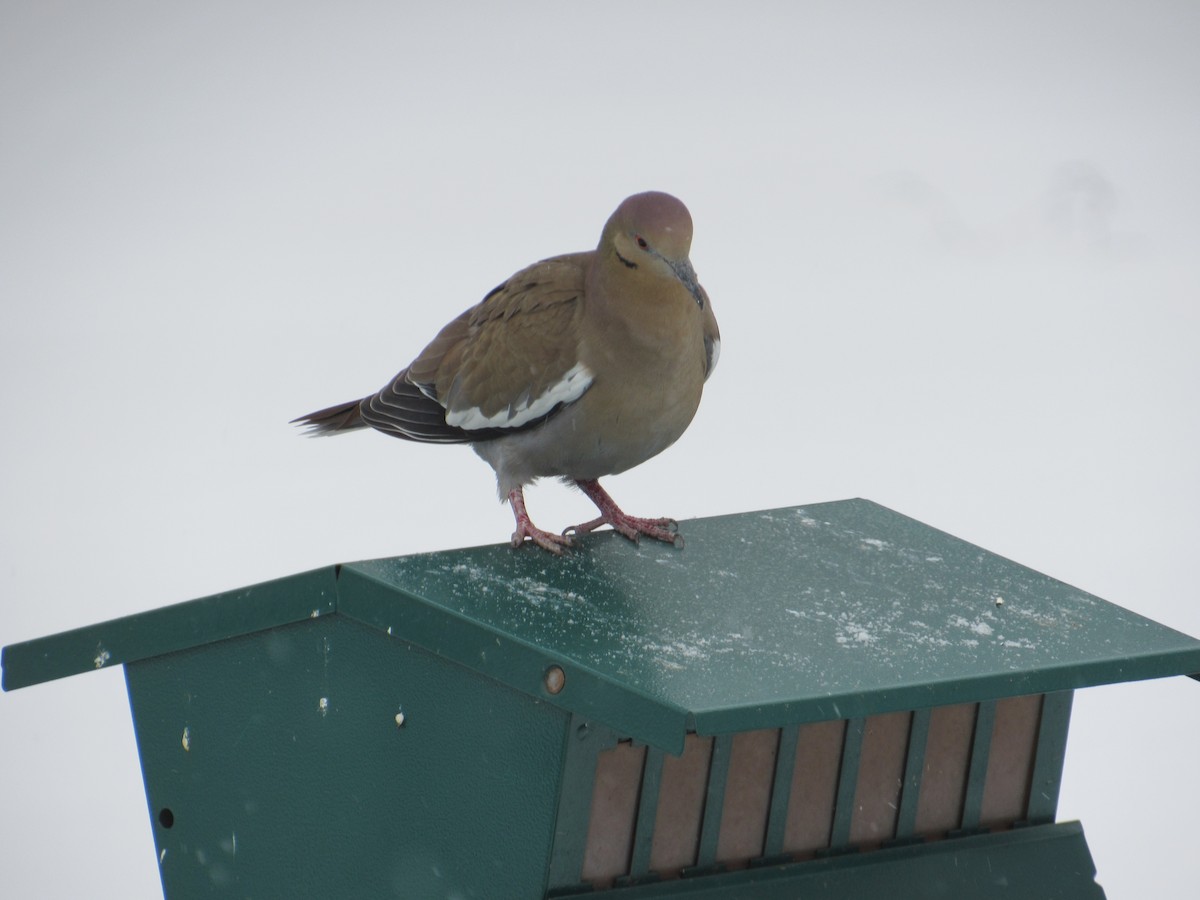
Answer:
[[293, 191, 720, 553]]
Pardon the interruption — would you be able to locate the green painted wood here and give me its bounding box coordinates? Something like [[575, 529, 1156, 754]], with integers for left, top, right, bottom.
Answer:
[[337, 563, 693, 753], [7, 500, 1200, 754], [2, 567, 337, 691], [829, 718, 865, 849], [125, 614, 571, 899], [960, 701, 997, 831], [565, 821, 1106, 899], [547, 716, 622, 891], [5, 500, 1189, 899], [629, 746, 666, 877], [1026, 691, 1074, 823], [336, 499, 1200, 749], [695, 734, 734, 868], [762, 725, 800, 857], [894, 707, 932, 839]]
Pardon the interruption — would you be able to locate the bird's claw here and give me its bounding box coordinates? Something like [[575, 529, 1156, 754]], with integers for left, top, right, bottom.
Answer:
[[565, 513, 683, 548], [512, 525, 574, 555]]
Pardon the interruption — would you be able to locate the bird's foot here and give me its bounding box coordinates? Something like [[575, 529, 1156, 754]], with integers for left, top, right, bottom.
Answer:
[[511, 521, 575, 555], [567, 479, 684, 548], [508, 487, 574, 555], [566, 513, 682, 547]]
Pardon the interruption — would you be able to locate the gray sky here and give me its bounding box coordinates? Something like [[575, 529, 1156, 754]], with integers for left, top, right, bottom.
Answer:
[[3, 2, 1198, 896]]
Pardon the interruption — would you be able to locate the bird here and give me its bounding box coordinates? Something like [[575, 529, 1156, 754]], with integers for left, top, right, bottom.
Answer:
[[292, 191, 720, 554]]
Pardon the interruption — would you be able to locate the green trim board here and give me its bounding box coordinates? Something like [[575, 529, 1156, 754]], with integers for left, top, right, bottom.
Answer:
[[2, 567, 337, 691], [630, 746, 666, 877], [695, 733, 734, 868], [829, 717, 865, 848], [547, 716, 623, 890], [562, 821, 1105, 899], [893, 707, 931, 840], [960, 700, 998, 831], [1027, 691, 1074, 823], [6, 500, 1200, 754], [762, 724, 800, 856]]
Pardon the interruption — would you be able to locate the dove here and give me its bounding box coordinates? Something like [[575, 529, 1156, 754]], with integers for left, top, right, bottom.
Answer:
[[293, 191, 720, 553]]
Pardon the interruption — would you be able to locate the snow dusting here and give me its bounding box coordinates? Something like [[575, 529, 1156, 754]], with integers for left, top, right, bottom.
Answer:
[[363, 500, 1111, 713]]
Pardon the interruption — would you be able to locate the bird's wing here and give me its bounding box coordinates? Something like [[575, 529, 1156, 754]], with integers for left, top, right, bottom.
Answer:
[[360, 254, 593, 443]]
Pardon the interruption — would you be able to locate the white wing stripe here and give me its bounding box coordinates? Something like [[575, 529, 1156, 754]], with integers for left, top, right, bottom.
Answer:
[[706, 337, 721, 380], [446, 362, 593, 431]]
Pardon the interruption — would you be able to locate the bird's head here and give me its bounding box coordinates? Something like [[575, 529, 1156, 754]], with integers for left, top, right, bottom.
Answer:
[[601, 191, 705, 307]]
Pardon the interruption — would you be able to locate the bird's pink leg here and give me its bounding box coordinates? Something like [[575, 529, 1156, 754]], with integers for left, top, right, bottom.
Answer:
[[508, 487, 574, 554], [566, 479, 683, 548]]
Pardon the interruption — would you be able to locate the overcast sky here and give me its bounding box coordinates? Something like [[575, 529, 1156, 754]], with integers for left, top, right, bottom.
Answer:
[[3, 2, 1198, 897]]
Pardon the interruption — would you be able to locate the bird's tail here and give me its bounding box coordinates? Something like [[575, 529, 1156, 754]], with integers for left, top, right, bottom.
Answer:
[[290, 399, 368, 435]]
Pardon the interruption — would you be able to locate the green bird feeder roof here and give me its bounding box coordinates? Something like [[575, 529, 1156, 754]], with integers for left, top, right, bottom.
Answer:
[[6, 498, 1198, 754]]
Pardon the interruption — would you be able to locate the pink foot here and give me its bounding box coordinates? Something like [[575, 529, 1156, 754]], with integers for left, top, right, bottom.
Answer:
[[508, 487, 574, 555], [565, 480, 684, 548]]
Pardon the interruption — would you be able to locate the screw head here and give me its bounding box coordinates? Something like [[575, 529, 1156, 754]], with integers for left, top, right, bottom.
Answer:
[[544, 665, 566, 695]]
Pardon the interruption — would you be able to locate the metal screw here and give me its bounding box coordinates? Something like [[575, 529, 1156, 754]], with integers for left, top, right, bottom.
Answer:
[[544, 665, 566, 695]]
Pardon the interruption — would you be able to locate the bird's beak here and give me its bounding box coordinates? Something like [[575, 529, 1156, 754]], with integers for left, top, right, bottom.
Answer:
[[670, 258, 705, 309]]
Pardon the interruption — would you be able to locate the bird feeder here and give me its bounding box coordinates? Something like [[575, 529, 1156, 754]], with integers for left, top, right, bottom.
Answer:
[[4, 499, 1198, 898]]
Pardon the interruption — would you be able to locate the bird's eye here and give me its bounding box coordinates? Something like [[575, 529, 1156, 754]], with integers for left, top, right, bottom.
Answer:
[[635, 235, 649, 250]]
